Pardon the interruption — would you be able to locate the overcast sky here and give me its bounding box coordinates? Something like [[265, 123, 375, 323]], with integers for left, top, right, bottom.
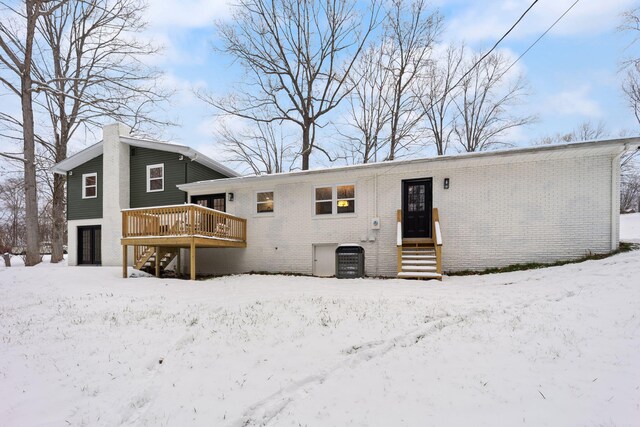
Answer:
[[2, 0, 632, 171]]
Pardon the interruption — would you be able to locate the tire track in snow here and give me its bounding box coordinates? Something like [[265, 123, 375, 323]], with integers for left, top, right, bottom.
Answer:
[[235, 315, 464, 427], [236, 285, 583, 426]]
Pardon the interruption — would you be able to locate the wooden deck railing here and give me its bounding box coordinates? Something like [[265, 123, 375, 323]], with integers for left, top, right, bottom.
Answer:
[[122, 204, 247, 242], [396, 209, 403, 273], [432, 208, 442, 275]]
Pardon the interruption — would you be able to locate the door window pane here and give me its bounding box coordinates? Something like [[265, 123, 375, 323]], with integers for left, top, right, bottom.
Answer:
[[407, 184, 425, 212]]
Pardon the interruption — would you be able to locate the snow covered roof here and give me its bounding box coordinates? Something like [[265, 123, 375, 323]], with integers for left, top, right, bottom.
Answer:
[[180, 137, 640, 192], [51, 135, 239, 178]]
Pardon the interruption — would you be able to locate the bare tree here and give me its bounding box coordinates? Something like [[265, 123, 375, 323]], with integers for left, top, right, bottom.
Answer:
[[622, 68, 640, 125], [339, 44, 391, 164], [201, 0, 380, 170], [453, 52, 534, 152], [339, 0, 441, 163], [0, 177, 26, 251], [33, 0, 170, 262], [420, 44, 465, 155], [216, 119, 299, 175], [384, 0, 441, 160], [621, 171, 640, 213], [535, 120, 609, 145], [620, 6, 640, 120], [1, 0, 170, 263], [0, 0, 64, 265]]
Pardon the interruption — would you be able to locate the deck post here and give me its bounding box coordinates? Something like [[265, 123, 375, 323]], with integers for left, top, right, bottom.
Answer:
[[176, 249, 181, 277], [155, 246, 160, 277], [190, 239, 196, 281], [122, 245, 128, 278]]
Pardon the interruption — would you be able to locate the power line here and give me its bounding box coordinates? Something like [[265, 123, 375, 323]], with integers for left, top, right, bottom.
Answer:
[[502, 0, 582, 77], [376, 0, 583, 175], [445, 0, 540, 103]]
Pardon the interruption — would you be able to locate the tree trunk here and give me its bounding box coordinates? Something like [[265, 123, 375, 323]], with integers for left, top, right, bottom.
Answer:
[[22, 1, 40, 266], [22, 84, 40, 266], [50, 172, 66, 263], [301, 123, 310, 171], [2, 253, 10, 267]]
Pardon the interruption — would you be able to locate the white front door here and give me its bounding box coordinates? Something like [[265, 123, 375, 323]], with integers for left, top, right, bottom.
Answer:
[[313, 244, 338, 277]]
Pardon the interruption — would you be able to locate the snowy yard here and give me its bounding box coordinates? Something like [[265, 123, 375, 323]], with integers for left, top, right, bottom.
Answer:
[[1, 249, 639, 426], [621, 212, 640, 243]]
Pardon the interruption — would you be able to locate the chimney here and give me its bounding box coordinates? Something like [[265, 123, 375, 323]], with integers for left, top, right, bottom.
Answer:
[[101, 123, 131, 266]]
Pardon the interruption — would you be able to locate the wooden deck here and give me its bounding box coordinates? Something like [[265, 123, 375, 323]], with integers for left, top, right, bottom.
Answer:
[[121, 204, 247, 280]]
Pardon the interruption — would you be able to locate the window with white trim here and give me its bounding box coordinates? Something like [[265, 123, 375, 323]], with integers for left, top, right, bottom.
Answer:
[[256, 191, 274, 213], [82, 173, 97, 199], [314, 184, 355, 215], [146, 163, 164, 192]]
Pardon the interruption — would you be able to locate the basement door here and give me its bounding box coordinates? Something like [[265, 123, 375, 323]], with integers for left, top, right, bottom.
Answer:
[[77, 225, 101, 265], [313, 243, 338, 277], [402, 178, 432, 238]]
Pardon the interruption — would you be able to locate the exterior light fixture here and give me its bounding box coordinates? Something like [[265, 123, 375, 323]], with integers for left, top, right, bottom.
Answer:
[[228, 192, 234, 202], [178, 155, 184, 160], [444, 178, 450, 190]]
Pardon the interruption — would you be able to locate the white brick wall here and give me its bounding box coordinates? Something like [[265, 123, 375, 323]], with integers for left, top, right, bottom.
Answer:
[[66, 123, 131, 267], [187, 148, 622, 277], [101, 123, 131, 266], [67, 218, 104, 266]]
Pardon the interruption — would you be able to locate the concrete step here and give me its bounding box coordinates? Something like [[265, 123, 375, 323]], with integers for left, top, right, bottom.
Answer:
[[402, 259, 436, 265], [397, 272, 442, 279], [402, 255, 436, 260], [402, 265, 437, 272]]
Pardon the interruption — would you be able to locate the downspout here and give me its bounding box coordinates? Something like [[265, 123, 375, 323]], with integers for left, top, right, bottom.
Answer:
[[611, 149, 624, 251], [374, 173, 379, 276], [374, 173, 378, 217]]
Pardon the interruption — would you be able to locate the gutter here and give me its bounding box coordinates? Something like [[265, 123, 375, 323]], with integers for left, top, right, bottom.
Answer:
[[179, 137, 640, 192]]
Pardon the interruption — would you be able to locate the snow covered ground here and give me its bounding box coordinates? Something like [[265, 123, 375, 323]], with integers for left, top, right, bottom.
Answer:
[[621, 212, 640, 243], [1, 250, 639, 426]]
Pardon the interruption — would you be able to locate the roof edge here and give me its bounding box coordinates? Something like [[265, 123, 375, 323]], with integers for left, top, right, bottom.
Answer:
[[50, 135, 240, 178], [119, 136, 239, 178], [178, 137, 640, 191], [51, 141, 104, 175]]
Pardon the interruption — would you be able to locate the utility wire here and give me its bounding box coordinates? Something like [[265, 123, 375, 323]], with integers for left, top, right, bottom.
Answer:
[[376, 0, 582, 175], [502, 0, 581, 77], [430, 0, 541, 110]]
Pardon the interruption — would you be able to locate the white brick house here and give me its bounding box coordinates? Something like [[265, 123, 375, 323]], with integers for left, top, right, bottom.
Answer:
[[177, 137, 637, 278], [52, 123, 638, 279]]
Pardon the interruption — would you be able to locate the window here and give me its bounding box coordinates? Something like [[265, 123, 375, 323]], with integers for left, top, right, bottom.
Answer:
[[336, 185, 355, 214], [314, 184, 355, 215], [315, 187, 333, 215], [82, 173, 97, 199], [256, 191, 274, 213], [146, 164, 164, 192]]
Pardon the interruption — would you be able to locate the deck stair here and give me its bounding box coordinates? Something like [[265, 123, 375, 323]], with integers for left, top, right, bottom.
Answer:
[[134, 246, 179, 273]]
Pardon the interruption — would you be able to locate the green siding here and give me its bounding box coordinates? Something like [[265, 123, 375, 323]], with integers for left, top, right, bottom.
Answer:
[[187, 161, 226, 183], [130, 147, 188, 208], [129, 147, 229, 208], [67, 155, 103, 220]]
